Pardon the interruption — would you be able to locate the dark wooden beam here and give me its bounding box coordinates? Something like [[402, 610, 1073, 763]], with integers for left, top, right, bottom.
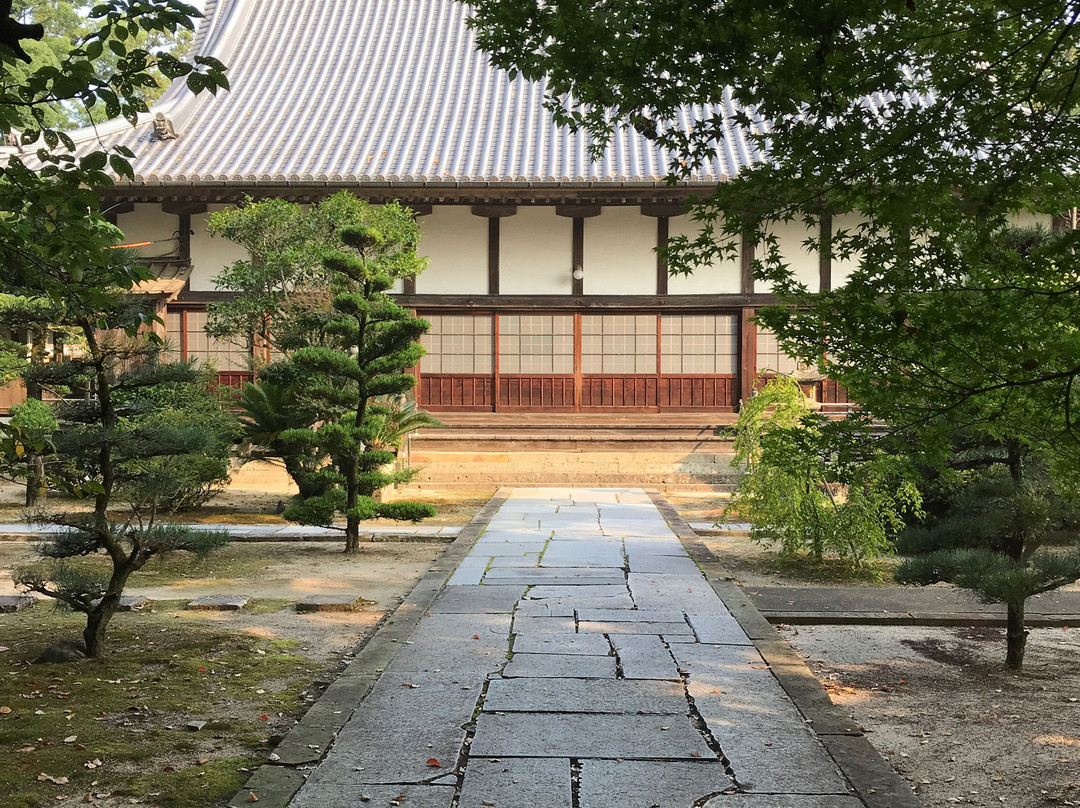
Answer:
[[556, 205, 601, 218], [394, 293, 781, 310], [819, 213, 832, 292], [403, 275, 417, 295], [471, 204, 517, 218], [641, 204, 684, 218], [656, 217, 670, 296], [178, 213, 192, 263], [740, 229, 755, 294], [162, 200, 208, 215], [488, 218, 500, 295], [572, 218, 584, 296], [407, 203, 433, 217]]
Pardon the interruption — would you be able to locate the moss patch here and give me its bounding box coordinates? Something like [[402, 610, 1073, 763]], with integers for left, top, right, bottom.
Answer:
[[0, 607, 320, 807]]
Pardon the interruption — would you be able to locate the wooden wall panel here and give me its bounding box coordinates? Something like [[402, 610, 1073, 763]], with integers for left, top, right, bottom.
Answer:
[[420, 374, 494, 411], [659, 375, 737, 410], [498, 376, 575, 409], [580, 376, 657, 408]]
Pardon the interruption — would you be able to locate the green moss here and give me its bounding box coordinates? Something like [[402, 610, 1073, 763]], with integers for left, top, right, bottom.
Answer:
[[0, 608, 318, 805]]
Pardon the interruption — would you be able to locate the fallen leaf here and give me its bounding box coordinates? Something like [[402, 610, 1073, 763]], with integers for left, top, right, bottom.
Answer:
[[472, 635, 480, 639], [401, 682, 418, 689], [0, 646, 8, 652], [0, 706, 11, 714], [197, 758, 210, 766], [690, 751, 702, 758], [260, 714, 269, 721], [247, 792, 259, 803], [196, 667, 207, 673], [64, 735, 77, 744], [426, 758, 441, 767]]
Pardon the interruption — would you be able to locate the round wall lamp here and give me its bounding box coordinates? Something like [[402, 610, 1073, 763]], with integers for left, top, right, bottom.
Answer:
[[572, 266, 584, 280]]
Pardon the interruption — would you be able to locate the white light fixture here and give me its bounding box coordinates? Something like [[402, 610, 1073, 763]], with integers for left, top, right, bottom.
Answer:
[[572, 266, 584, 280]]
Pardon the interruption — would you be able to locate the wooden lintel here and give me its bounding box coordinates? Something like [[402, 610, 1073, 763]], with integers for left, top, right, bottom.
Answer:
[[162, 200, 208, 215], [471, 205, 518, 218], [556, 205, 601, 218], [740, 230, 755, 294], [393, 293, 780, 310], [640, 204, 685, 218]]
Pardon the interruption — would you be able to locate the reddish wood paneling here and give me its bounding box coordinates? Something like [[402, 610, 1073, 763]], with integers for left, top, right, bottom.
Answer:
[[659, 375, 737, 410], [0, 379, 27, 413], [817, 378, 850, 404], [499, 376, 575, 410], [420, 374, 494, 411], [580, 376, 657, 408]]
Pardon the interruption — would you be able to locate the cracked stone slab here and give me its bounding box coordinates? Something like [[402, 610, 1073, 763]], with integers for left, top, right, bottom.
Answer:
[[483, 677, 687, 714], [513, 603, 576, 618], [524, 585, 631, 601], [429, 585, 526, 614], [294, 593, 369, 612], [382, 613, 511, 676], [628, 573, 720, 610], [502, 652, 616, 679], [610, 634, 683, 680], [576, 608, 687, 623], [578, 759, 732, 808], [512, 615, 577, 635], [185, 594, 250, 611], [458, 757, 572, 808], [470, 712, 713, 759], [539, 543, 625, 568], [678, 612, 754, 646], [513, 633, 611, 656], [300, 678, 482, 784], [290, 782, 455, 808], [700, 797, 864, 808], [578, 619, 694, 636], [486, 554, 542, 568], [625, 554, 702, 575], [483, 568, 625, 586]]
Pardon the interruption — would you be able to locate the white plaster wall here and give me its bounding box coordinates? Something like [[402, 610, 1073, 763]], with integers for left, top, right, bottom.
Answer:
[[117, 203, 178, 260], [764, 219, 820, 294], [665, 215, 742, 294], [830, 213, 863, 288], [416, 206, 488, 295], [500, 207, 573, 295], [189, 205, 251, 291], [582, 209, 656, 295], [1010, 211, 1053, 229]]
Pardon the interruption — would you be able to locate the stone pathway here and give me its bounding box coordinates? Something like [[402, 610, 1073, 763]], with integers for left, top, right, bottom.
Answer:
[[288, 488, 866, 808]]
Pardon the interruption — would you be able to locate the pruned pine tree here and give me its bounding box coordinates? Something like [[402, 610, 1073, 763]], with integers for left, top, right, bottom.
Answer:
[[280, 205, 436, 553], [897, 446, 1080, 670], [13, 294, 231, 658]]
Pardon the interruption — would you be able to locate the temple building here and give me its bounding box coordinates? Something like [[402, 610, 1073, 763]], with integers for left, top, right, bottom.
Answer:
[[0, 0, 864, 422]]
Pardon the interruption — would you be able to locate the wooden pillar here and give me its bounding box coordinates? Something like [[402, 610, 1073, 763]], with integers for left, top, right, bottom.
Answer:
[[656, 217, 669, 296], [819, 213, 832, 292], [572, 218, 584, 296], [740, 229, 755, 294], [739, 307, 757, 408], [488, 218, 500, 295]]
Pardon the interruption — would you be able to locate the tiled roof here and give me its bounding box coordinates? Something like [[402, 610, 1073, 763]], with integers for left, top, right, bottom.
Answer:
[[47, 0, 768, 188]]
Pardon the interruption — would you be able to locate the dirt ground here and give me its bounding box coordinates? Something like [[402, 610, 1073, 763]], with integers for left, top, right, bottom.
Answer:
[[782, 624, 1080, 808]]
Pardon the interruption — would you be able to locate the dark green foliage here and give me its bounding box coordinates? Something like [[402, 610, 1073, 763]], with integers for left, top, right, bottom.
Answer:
[[273, 199, 436, 552], [896, 452, 1080, 668]]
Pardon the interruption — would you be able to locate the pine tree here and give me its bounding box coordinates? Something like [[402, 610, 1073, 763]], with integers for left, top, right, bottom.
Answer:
[[279, 202, 435, 553]]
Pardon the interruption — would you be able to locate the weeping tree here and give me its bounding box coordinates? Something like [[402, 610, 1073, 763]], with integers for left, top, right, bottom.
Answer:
[[7, 288, 233, 659], [279, 201, 436, 553]]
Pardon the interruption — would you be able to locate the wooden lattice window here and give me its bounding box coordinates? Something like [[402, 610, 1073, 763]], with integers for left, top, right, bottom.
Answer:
[[419, 315, 494, 374], [660, 314, 737, 374], [581, 314, 657, 374], [498, 315, 574, 374]]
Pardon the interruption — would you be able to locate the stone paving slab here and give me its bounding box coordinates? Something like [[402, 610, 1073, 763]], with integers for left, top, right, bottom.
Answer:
[[578, 759, 732, 808], [622, 538, 689, 557], [0, 594, 35, 612], [701, 797, 865, 808], [446, 557, 490, 586], [539, 542, 625, 568], [511, 615, 576, 635], [610, 633, 683, 680], [502, 652, 616, 679], [469, 713, 714, 759], [482, 677, 687, 714], [458, 757, 571, 808], [382, 614, 511, 676], [185, 594, 250, 611], [628, 572, 721, 611], [575, 607, 687, 623], [294, 593, 367, 612], [625, 553, 703, 575], [681, 611, 755, 645], [290, 783, 455, 808], [482, 568, 626, 585], [524, 584, 632, 602], [578, 619, 694, 636], [429, 585, 525, 614], [512, 633, 612, 656]]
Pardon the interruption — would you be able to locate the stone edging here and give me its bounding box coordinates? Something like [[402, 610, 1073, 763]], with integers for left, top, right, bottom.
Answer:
[[225, 489, 509, 808], [647, 489, 924, 808]]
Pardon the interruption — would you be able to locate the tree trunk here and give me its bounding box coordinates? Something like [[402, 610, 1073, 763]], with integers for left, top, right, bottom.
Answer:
[[1005, 600, 1028, 670], [25, 453, 45, 506], [83, 595, 120, 658]]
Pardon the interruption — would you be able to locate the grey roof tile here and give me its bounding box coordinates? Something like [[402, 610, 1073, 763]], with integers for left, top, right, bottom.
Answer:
[[41, 0, 766, 188]]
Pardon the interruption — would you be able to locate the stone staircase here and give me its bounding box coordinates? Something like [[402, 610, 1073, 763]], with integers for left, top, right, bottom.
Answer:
[[400, 413, 741, 491]]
